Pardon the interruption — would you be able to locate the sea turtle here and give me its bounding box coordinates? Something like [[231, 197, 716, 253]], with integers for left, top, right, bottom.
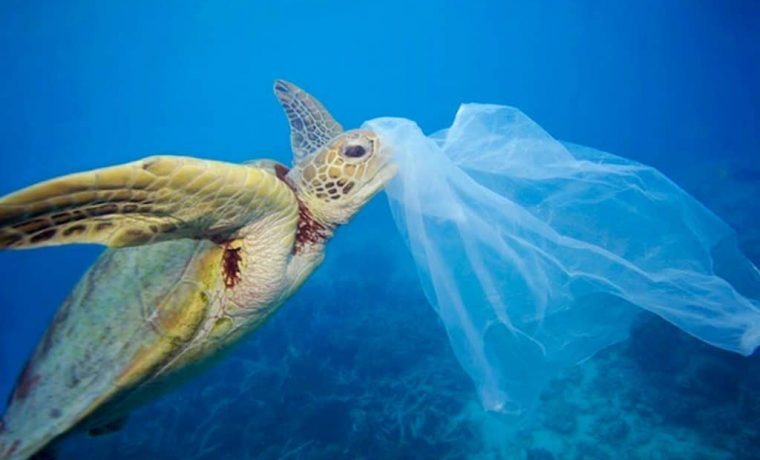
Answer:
[[0, 81, 397, 460]]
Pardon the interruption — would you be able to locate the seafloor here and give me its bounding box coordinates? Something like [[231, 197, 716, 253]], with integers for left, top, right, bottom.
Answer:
[[44, 158, 760, 460]]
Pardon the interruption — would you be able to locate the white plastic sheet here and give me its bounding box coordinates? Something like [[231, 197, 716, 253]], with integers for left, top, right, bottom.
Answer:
[[363, 104, 760, 417]]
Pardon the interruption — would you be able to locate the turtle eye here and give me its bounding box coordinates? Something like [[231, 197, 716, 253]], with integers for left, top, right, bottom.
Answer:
[[343, 144, 367, 158]]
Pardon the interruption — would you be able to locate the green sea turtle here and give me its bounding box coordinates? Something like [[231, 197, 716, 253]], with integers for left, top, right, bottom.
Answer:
[[0, 81, 397, 460]]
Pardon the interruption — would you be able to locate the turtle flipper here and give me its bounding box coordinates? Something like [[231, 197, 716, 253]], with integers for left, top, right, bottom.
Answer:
[[274, 80, 343, 164], [0, 155, 296, 249]]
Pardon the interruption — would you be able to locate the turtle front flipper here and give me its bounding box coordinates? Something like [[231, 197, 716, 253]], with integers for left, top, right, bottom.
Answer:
[[0, 156, 295, 249], [274, 79, 343, 164]]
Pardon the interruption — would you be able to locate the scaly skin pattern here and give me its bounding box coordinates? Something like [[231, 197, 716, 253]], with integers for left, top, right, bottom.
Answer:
[[0, 168, 305, 460]]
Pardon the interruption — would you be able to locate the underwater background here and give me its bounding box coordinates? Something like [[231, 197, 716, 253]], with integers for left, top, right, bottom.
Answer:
[[0, 1, 758, 459]]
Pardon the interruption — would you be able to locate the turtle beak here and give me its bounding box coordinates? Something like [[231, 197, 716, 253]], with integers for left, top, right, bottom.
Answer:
[[353, 134, 398, 203], [365, 161, 399, 200]]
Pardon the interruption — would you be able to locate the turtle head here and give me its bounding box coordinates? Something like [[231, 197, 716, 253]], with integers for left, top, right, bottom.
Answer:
[[291, 129, 397, 225], [274, 80, 397, 227]]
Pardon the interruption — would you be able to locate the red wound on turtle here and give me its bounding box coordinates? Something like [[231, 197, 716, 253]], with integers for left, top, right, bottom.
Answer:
[[294, 202, 330, 254], [274, 163, 290, 183], [272, 163, 333, 254], [222, 244, 242, 289]]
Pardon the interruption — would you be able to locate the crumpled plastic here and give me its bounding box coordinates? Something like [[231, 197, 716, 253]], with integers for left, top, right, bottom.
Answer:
[[363, 104, 760, 417]]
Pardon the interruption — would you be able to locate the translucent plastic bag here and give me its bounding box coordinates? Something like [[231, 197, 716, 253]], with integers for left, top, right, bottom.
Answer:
[[363, 104, 760, 417]]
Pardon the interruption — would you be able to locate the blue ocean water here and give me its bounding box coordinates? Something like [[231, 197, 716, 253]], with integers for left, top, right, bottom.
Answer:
[[1, 1, 758, 459]]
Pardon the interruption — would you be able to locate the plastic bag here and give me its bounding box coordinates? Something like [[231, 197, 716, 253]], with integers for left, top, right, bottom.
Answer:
[[363, 104, 760, 417]]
